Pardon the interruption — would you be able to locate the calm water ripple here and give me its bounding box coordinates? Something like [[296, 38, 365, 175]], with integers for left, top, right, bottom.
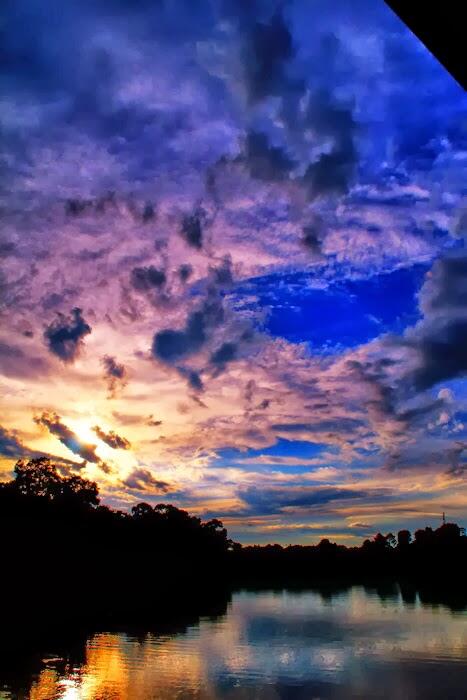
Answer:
[[1, 587, 467, 699]]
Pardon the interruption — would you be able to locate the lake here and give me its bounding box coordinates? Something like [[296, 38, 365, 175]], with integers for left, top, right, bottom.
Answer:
[[2, 586, 467, 699]]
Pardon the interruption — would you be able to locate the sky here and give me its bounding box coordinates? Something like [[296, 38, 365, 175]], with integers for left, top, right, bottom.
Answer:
[[1, 0, 466, 545]]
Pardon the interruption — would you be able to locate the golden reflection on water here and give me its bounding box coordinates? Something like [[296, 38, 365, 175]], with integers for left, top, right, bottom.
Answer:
[[22, 588, 467, 700]]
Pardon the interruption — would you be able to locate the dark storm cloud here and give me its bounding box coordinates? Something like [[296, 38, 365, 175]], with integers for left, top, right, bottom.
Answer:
[[101, 355, 128, 398], [34, 411, 102, 465], [210, 341, 238, 372], [209, 255, 233, 287], [238, 485, 370, 516], [228, 4, 359, 198], [73, 247, 109, 262], [141, 202, 156, 222], [382, 29, 466, 170], [244, 10, 296, 102], [240, 131, 295, 182], [0, 425, 29, 458], [151, 254, 245, 390], [302, 91, 357, 198], [153, 310, 208, 362], [446, 442, 467, 476], [411, 320, 467, 391], [65, 198, 95, 217], [122, 467, 172, 493], [303, 146, 355, 199], [130, 265, 166, 291], [404, 252, 467, 391], [420, 254, 467, 314], [0, 1, 203, 196], [177, 367, 204, 392], [272, 418, 365, 434], [302, 215, 325, 253], [180, 209, 205, 250], [66, 194, 155, 225], [43, 308, 91, 363], [92, 425, 131, 449], [152, 286, 224, 363], [178, 264, 193, 283], [346, 358, 399, 422], [0, 242, 16, 258]]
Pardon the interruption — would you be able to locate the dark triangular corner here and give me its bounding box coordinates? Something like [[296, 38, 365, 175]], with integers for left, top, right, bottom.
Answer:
[[384, 2, 466, 90]]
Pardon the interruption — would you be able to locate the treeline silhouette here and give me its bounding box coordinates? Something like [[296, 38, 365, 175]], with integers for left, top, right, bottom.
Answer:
[[0, 458, 233, 625], [235, 526, 467, 591], [1, 458, 466, 624]]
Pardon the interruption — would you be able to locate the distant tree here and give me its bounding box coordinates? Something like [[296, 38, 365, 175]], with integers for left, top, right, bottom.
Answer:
[[437, 523, 461, 542], [373, 533, 389, 549], [154, 503, 194, 523], [12, 458, 99, 507], [397, 529, 411, 548], [62, 474, 100, 507], [385, 532, 397, 548], [414, 527, 435, 547], [131, 502, 155, 519], [13, 458, 62, 498], [203, 518, 225, 532]]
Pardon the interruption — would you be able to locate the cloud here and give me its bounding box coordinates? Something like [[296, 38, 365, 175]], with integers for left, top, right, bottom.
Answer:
[[238, 485, 372, 516], [112, 411, 144, 426], [153, 310, 207, 362], [92, 425, 131, 449], [244, 10, 296, 103], [301, 90, 357, 199], [210, 341, 238, 372], [0, 341, 50, 379], [411, 321, 467, 390], [302, 215, 325, 254], [43, 308, 91, 363], [401, 252, 467, 391], [34, 411, 104, 466], [0, 424, 85, 471], [122, 467, 173, 494], [147, 416, 163, 427], [240, 131, 295, 182], [178, 264, 193, 282], [101, 355, 128, 398], [0, 242, 16, 258], [130, 266, 166, 291], [0, 425, 29, 458], [152, 285, 224, 363], [177, 366, 204, 392], [272, 418, 366, 435], [180, 209, 205, 249]]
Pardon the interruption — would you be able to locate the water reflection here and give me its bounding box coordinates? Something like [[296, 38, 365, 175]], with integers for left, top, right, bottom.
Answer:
[[3, 586, 467, 699]]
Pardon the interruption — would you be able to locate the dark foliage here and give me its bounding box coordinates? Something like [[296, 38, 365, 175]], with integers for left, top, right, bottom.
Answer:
[[232, 524, 467, 595], [0, 458, 233, 628], [0, 458, 466, 626]]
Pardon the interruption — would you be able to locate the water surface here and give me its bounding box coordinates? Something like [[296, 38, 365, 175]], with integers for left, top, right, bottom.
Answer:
[[2, 587, 467, 699]]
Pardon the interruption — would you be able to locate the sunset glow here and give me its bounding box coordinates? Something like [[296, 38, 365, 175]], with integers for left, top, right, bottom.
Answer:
[[1, 0, 466, 544]]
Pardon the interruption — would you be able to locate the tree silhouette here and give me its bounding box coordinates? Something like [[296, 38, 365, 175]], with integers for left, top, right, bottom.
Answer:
[[11, 458, 99, 506], [0, 456, 466, 614], [397, 529, 411, 548]]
